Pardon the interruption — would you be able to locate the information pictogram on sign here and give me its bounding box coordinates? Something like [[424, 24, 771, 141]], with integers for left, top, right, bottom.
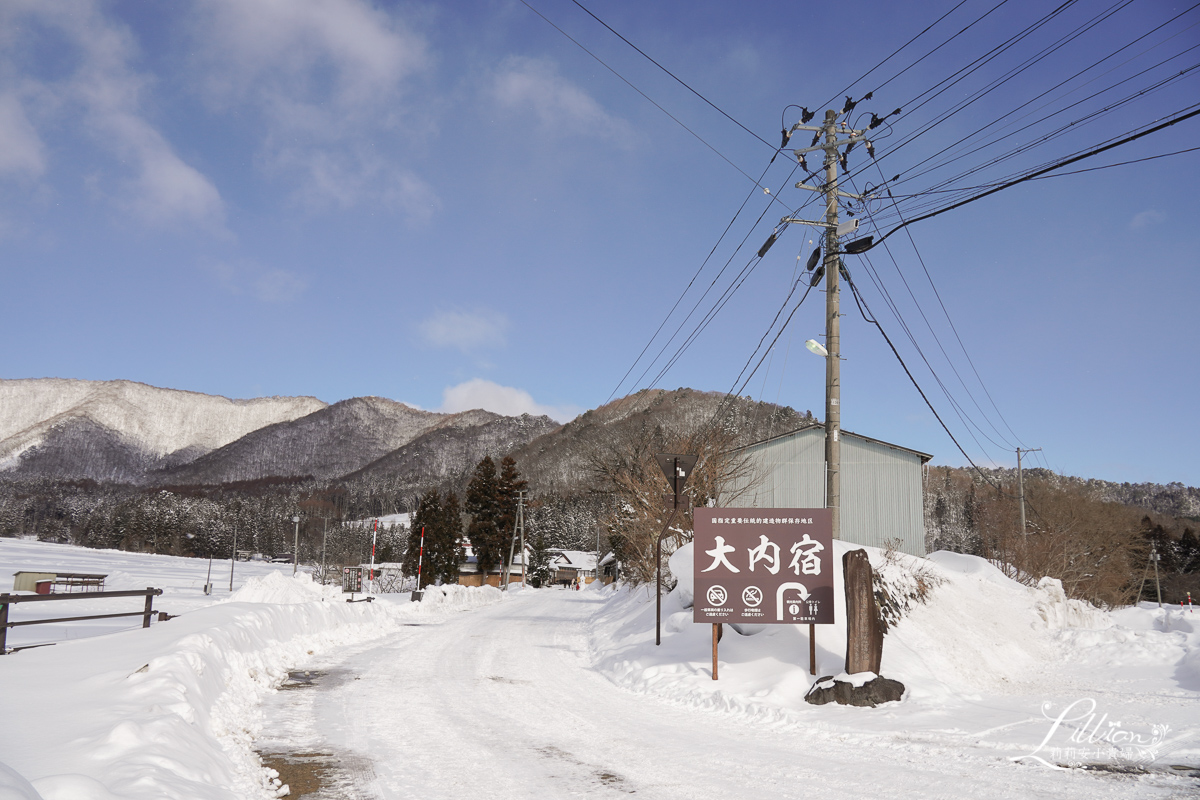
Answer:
[[693, 509, 834, 625]]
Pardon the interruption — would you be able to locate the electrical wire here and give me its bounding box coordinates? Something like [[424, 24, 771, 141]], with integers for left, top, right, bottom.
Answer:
[[568, 0, 774, 150], [606, 154, 782, 403], [843, 273, 1017, 496], [858, 167, 1031, 451], [867, 104, 1200, 249], [516, 0, 766, 188]]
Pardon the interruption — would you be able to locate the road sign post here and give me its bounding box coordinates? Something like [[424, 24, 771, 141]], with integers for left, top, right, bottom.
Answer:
[[693, 508, 835, 677], [654, 453, 697, 646]]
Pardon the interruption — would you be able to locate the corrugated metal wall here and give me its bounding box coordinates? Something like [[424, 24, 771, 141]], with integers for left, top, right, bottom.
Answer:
[[720, 429, 926, 556]]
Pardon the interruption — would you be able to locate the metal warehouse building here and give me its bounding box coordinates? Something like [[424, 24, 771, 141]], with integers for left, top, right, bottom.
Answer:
[[720, 423, 932, 556]]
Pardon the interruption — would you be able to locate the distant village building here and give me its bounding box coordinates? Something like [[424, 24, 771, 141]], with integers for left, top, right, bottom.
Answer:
[[547, 550, 599, 586], [720, 423, 931, 556], [457, 544, 528, 587]]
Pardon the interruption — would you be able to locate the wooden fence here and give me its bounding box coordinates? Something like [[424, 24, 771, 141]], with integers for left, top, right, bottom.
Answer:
[[0, 588, 163, 654]]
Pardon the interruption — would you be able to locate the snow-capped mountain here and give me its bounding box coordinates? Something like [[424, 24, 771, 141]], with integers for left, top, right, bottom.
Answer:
[[0, 379, 559, 487], [0, 379, 326, 482], [156, 396, 449, 484]]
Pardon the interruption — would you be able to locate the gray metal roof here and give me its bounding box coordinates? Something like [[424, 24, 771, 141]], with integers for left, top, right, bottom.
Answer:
[[733, 422, 933, 463]]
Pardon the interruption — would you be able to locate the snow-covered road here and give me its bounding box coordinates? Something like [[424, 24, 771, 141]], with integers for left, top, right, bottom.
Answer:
[[259, 589, 1186, 800]]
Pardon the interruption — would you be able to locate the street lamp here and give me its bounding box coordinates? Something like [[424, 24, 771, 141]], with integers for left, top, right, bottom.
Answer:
[[805, 339, 829, 357], [292, 516, 300, 576]]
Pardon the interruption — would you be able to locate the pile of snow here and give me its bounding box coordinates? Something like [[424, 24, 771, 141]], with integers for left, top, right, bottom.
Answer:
[[588, 540, 1200, 763], [418, 582, 504, 611], [226, 570, 343, 604], [0, 559, 504, 799]]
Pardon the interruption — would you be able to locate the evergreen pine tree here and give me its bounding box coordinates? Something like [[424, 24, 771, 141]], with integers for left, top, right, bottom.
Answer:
[[466, 456, 505, 580], [1179, 528, 1199, 574], [429, 491, 464, 585], [528, 533, 553, 587], [404, 490, 440, 589], [496, 456, 528, 574]]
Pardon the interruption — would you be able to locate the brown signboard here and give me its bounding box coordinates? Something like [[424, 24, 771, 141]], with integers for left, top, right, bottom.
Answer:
[[693, 508, 835, 625]]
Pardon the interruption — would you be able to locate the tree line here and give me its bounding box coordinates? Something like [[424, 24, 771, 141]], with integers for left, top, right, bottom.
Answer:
[[924, 466, 1199, 607]]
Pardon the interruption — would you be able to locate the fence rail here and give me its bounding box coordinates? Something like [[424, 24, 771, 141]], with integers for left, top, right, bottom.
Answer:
[[0, 588, 163, 654]]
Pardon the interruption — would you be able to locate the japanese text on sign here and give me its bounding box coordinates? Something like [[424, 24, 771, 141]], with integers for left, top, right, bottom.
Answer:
[[692, 509, 834, 625]]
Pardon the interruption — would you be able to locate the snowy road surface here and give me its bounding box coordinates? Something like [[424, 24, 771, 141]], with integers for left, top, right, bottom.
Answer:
[[258, 589, 1189, 799]]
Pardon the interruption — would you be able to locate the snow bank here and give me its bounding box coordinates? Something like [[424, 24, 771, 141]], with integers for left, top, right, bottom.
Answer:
[[418, 583, 504, 611], [589, 541, 1200, 741], [225, 570, 343, 604], [0, 576, 504, 799], [0, 760, 42, 800]]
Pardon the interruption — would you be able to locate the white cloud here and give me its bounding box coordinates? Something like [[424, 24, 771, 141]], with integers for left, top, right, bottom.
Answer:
[[420, 309, 509, 353], [274, 145, 439, 221], [0, 0, 225, 229], [491, 56, 632, 142], [210, 260, 308, 303], [439, 379, 581, 423], [190, 0, 436, 217], [0, 93, 45, 177], [1129, 209, 1165, 230], [194, 0, 427, 109], [254, 269, 309, 303]]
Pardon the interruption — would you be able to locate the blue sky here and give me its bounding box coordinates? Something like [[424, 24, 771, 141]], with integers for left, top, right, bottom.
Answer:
[[2, 0, 1198, 486]]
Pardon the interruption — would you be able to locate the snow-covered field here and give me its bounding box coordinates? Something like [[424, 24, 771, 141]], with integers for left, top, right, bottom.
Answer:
[[1, 537, 1198, 799]]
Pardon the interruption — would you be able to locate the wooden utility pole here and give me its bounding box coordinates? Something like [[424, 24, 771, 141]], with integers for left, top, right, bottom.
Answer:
[[1016, 447, 1041, 534], [821, 110, 842, 542], [782, 109, 870, 542], [781, 107, 873, 675], [503, 490, 527, 589], [518, 491, 527, 586]]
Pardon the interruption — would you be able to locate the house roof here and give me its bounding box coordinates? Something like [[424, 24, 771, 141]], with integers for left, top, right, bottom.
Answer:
[[733, 422, 933, 463], [548, 550, 598, 571]]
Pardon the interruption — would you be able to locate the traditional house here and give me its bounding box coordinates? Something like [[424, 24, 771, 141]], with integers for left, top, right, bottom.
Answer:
[[457, 544, 528, 587], [547, 550, 599, 586]]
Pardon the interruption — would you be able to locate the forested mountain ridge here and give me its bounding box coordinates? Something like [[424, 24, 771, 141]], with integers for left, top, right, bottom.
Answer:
[[509, 387, 813, 496], [155, 396, 447, 484]]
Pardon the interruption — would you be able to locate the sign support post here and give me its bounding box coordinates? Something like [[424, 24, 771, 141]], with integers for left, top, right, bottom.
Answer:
[[712, 623, 721, 680], [693, 508, 835, 679], [654, 453, 697, 646]]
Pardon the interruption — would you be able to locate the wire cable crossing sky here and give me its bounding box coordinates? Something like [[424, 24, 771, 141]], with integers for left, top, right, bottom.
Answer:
[[1, 0, 1197, 486]]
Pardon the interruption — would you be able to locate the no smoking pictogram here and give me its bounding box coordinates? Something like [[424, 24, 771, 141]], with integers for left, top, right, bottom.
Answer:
[[742, 586, 763, 607], [706, 585, 727, 606]]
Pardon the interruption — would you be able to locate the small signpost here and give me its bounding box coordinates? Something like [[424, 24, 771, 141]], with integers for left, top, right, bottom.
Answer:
[[342, 566, 363, 595], [693, 508, 834, 679], [654, 453, 697, 647]]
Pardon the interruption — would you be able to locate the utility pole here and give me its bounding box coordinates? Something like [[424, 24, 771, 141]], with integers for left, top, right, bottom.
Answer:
[[291, 515, 300, 576], [822, 110, 842, 542], [1015, 447, 1042, 534], [781, 109, 872, 541], [229, 523, 237, 592], [518, 491, 527, 587], [503, 490, 528, 589]]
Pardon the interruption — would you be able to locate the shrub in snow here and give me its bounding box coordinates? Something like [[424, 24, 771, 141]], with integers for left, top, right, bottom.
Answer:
[[872, 540, 945, 631]]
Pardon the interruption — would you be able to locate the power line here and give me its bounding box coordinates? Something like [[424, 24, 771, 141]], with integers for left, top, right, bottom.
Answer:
[[843, 273, 1013, 495], [860, 166, 1030, 451], [605, 154, 782, 403], [1025, 144, 1200, 178], [516, 0, 766, 188], [865, 104, 1200, 250], [568, 0, 774, 150]]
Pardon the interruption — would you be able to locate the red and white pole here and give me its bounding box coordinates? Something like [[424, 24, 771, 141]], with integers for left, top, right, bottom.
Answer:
[[369, 519, 378, 586], [415, 526, 426, 590]]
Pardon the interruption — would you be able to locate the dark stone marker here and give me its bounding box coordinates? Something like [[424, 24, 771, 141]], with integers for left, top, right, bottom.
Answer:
[[843, 549, 883, 675], [803, 675, 905, 707]]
